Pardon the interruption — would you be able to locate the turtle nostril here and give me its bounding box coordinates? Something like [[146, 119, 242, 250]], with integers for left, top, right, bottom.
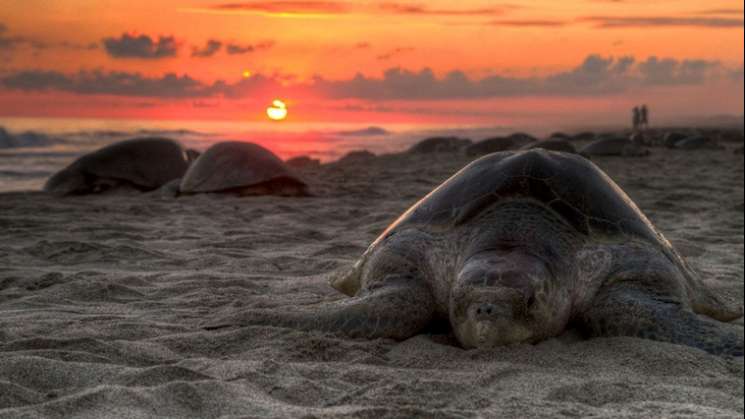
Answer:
[[475, 303, 497, 319]]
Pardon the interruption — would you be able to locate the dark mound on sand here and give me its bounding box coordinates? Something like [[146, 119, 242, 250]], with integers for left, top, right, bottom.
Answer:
[[44, 137, 190, 196], [286, 156, 321, 169], [675, 136, 724, 150], [466, 137, 526, 156], [466, 133, 539, 157], [663, 132, 690, 148], [548, 132, 572, 141], [408, 137, 472, 154], [520, 139, 578, 154], [572, 132, 597, 141], [580, 137, 650, 157], [338, 150, 376, 163]]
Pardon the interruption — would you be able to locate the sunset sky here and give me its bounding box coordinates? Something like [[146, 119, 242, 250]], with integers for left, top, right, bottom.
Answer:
[[0, 0, 742, 125]]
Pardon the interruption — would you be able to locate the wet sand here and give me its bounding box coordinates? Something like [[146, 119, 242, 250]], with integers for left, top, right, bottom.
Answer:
[[0, 144, 743, 418]]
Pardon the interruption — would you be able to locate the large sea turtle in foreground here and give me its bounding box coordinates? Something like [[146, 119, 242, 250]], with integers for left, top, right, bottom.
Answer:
[[206, 150, 743, 355], [179, 141, 309, 196], [44, 137, 192, 196]]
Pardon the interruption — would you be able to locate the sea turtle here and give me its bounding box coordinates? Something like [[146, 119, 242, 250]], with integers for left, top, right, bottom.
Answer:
[[548, 132, 572, 141], [520, 139, 579, 154], [466, 136, 535, 156], [674, 136, 724, 150], [572, 132, 597, 142], [337, 150, 376, 164], [580, 137, 650, 157], [286, 155, 321, 169], [44, 137, 191, 196], [663, 132, 689, 148], [408, 137, 472, 154], [205, 150, 743, 355], [179, 141, 309, 196]]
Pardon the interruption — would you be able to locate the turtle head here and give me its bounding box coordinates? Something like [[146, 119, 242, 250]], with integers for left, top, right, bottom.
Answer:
[[43, 167, 91, 196], [451, 250, 570, 349]]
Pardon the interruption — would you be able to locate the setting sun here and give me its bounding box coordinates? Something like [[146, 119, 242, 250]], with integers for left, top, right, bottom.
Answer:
[[266, 99, 288, 121]]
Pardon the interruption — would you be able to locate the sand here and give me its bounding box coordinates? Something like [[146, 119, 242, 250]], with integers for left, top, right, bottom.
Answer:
[[0, 145, 742, 418]]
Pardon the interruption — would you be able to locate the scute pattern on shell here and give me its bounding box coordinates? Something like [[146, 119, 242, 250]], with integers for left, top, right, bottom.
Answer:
[[180, 141, 305, 193]]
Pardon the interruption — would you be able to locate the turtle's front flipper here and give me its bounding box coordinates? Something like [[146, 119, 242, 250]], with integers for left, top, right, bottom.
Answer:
[[203, 280, 436, 341], [580, 283, 743, 356]]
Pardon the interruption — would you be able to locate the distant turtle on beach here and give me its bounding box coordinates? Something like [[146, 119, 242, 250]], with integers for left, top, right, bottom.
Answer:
[[663, 132, 689, 148], [520, 139, 579, 154], [580, 137, 650, 157], [548, 132, 572, 141], [674, 136, 724, 150], [337, 150, 376, 164], [286, 155, 321, 169], [205, 150, 743, 356], [44, 137, 192, 196], [179, 141, 309, 196], [466, 135, 536, 156], [572, 132, 597, 142], [408, 137, 472, 154]]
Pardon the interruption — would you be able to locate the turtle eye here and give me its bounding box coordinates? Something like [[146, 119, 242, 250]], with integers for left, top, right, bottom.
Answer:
[[526, 294, 536, 308]]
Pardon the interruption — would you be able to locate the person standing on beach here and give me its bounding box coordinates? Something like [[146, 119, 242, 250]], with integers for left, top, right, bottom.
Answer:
[[640, 105, 649, 130], [632, 106, 641, 131]]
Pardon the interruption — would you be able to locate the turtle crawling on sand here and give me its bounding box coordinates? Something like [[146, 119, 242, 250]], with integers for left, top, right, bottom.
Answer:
[[44, 137, 192, 196], [206, 150, 743, 356], [580, 137, 650, 157], [180, 141, 309, 196], [520, 139, 579, 154]]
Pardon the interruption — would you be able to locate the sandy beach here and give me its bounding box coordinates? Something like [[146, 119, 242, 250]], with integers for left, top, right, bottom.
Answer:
[[0, 142, 743, 418]]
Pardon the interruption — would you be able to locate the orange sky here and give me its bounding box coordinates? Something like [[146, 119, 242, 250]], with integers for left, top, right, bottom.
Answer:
[[0, 0, 742, 125]]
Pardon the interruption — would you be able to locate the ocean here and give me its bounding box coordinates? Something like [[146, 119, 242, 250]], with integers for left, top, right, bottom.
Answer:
[[0, 117, 549, 193]]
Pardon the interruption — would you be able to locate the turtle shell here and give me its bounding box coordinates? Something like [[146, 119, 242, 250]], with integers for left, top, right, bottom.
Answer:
[[520, 139, 578, 154], [466, 136, 532, 156], [378, 150, 665, 247], [180, 141, 305, 193], [580, 137, 648, 156], [44, 137, 190, 195]]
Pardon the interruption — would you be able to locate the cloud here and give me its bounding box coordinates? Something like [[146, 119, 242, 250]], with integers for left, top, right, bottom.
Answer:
[[190, 39, 273, 57], [694, 8, 744, 15], [376, 47, 414, 61], [636, 57, 716, 85], [191, 39, 222, 57], [376, 3, 506, 16], [0, 55, 734, 100], [103, 33, 178, 59], [1, 23, 98, 52], [197, 1, 511, 17], [208, 1, 349, 16], [489, 19, 567, 27], [582, 16, 744, 28], [225, 40, 274, 54], [316, 55, 727, 100], [0, 70, 221, 98]]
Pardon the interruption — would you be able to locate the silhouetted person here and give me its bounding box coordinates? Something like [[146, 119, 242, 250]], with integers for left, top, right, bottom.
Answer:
[[632, 106, 641, 131], [640, 105, 649, 129]]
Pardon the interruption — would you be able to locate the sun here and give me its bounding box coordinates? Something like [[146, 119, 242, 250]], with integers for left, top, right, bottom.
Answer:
[[266, 99, 288, 121]]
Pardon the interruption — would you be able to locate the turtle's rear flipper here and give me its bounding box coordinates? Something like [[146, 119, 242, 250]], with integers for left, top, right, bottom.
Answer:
[[202, 280, 435, 341], [580, 283, 743, 357]]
